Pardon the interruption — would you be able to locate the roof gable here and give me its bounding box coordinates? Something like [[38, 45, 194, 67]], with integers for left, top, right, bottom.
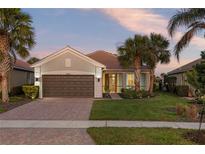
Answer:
[[31, 46, 106, 68]]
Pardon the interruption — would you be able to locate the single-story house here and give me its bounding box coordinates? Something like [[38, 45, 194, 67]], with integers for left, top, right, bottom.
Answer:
[[31, 46, 151, 98], [167, 58, 202, 96], [167, 58, 201, 85], [0, 60, 34, 93]]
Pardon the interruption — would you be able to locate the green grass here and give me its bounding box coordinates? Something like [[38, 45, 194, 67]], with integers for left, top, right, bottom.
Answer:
[[9, 96, 25, 103], [0, 96, 25, 103], [87, 127, 196, 145], [90, 92, 189, 121], [0, 96, 27, 113]]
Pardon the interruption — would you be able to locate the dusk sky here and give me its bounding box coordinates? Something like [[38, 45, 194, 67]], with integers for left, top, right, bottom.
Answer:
[[23, 8, 205, 75]]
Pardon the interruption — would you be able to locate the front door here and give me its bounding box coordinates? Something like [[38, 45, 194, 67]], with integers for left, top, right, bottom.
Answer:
[[109, 73, 117, 93]]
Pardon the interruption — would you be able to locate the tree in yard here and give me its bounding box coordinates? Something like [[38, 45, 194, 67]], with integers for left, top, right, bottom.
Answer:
[[168, 8, 205, 60], [186, 51, 205, 131], [117, 34, 149, 92], [0, 9, 35, 103], [195, 51, 205, 131], [27, 57, 40, 64], [144, 33, 170, 94]]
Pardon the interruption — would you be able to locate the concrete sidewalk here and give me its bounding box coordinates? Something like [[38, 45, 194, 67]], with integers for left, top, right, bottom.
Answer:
[[1, 120, 205, 129]]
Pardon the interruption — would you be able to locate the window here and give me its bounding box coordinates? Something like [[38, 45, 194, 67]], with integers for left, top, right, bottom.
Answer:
[[126, 73, 135, 88], [117, 74, 123, 93], [140, 73, 146, 90], [65, 58, 71, 67]]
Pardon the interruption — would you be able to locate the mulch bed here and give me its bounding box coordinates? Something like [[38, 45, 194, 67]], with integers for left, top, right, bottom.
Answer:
[[0, 98, 32, 113], [184, 130, 205, 144]]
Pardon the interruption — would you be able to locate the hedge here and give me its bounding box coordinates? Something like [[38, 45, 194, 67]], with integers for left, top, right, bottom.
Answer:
[[176, 85, 189, 97], [22, 85, 39, 99], [120, 88, 150, 99]]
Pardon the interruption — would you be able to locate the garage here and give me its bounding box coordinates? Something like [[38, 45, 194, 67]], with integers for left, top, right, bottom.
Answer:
[[42, 75, 94, 97]]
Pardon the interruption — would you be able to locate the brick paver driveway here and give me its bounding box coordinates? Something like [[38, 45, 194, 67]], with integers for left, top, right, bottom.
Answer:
[[0, 98, 93, 120], [0, 98, 94, 144]]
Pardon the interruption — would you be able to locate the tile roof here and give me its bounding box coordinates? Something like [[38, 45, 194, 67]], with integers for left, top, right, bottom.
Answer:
[[14, 60, 33, 72], [168, 58, 202, 75], [87, 50, 149, 70]]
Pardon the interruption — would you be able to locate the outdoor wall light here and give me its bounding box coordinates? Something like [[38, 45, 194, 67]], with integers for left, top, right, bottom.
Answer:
[[35, 78, 39, 82]]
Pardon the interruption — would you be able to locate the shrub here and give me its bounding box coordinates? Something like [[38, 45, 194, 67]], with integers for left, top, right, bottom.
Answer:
[[9, 86, 24, 96], [164, 76, 177, 92], [121, 88, 150, 99], [185, 105, 198, 121], [121, 88, 136, 99], [22, 85, 39, 99], [176, 104, 186, 116], [176, 85, 189, 97], [140, 90, 150, 98], [153, 83, 158, 92]]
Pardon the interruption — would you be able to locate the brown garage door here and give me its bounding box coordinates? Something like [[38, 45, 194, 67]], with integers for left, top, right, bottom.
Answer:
[[42, 75, 94, 97]]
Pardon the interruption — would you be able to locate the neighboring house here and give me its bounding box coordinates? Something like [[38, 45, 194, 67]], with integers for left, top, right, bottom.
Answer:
[[0, 60, 34, 93], [167, 58, 202, 96], [31, 46, 151, 98], [168, 58, 201, 85]]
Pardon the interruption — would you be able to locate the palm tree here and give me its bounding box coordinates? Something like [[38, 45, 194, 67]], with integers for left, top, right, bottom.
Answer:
[[27, 57, 40, 64], [144, 33, 170, 93], [168, 8, 205, 60], [0, 9, 35, 103], [117, 34, 149, 92]]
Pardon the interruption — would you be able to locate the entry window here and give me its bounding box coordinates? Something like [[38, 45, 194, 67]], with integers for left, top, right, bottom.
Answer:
[[126, 73, 135, 89], [117, 74, 123, 93], [140, 73, 146, 90]]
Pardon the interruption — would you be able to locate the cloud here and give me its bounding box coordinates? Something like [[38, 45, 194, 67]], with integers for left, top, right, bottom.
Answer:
[[100, 9, 205, 75], [101, 9, 168, 35], [100, 8, 205, 49]]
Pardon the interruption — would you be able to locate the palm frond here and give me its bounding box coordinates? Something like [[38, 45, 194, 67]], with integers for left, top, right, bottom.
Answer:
[[174, 22, 205, 60], [0, 8, 35, 59], [168, 8, 205, 37]]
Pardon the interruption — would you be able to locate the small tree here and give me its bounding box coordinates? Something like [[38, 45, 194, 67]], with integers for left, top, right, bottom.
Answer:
[[27, 57, 40, 64], [186, 50, 205, 131], [195, 51, 205, 131]]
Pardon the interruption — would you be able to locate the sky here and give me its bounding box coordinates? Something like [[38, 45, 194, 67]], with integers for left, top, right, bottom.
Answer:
[[23, 8, 205, 76]]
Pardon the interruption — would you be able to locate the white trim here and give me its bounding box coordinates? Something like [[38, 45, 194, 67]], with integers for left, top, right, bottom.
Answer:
[[31, 46, 106, 68], [41, 70, 95, 75]]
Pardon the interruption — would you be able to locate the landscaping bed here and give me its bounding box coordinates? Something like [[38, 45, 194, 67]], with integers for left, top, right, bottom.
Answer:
[[0, 96, 32, 113], [90, 92, 192, 121], [87, 127, 199, 145]]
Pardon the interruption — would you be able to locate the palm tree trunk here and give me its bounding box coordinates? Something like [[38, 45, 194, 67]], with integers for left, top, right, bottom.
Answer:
[[0, 34, 10, 103], [134, 55, 141, 92], [149, 69, 155, 94], [1, 72, 9, 103]]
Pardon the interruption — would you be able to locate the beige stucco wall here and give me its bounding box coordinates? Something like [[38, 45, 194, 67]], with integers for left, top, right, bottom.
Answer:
[[41, 51, 96, 75], [34, 49, 103, 98]]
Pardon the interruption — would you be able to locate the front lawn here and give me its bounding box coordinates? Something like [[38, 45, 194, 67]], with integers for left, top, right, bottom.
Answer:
[[87, 127, 196, 145], [90, 92, 190, 121], [0, 96, 31, 113]]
